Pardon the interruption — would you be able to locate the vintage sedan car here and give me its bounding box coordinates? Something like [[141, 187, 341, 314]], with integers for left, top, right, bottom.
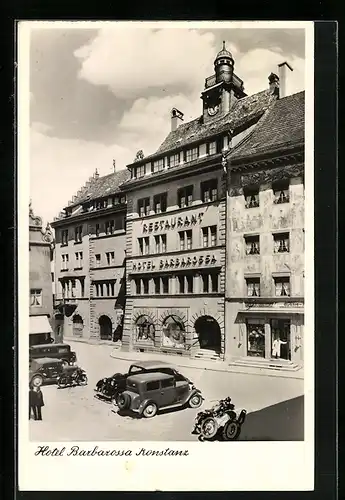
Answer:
[[29, 358, 65, 387], [95, 360, 192, 404], [29, 343, 77, 366], [116, 371, 204, 418]]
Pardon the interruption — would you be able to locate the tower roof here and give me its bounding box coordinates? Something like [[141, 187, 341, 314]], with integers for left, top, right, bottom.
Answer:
[[215, 41, 233, 61]]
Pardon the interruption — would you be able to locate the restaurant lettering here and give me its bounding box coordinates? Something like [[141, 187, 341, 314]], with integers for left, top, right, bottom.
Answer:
[[143, 213, 204, 233], [132, 254, 217, 272]]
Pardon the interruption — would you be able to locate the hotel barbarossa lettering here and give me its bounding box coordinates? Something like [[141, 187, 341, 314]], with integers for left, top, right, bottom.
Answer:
[[132, 254, 217, 273]]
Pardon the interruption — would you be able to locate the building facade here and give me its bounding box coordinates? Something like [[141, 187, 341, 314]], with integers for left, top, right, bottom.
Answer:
[[224, 90, 305, 371], [29, 203, 55, 341], [51, 169, 129, 343]]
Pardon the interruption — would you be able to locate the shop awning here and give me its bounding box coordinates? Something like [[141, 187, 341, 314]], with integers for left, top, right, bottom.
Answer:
[[29, 315, 53, 334], [238, 308, 304, 315]]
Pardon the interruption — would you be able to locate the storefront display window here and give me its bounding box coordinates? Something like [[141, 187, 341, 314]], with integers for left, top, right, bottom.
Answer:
[[135, 315, 155, 342], [246, 319, 265, 357], [162, 315, 185, 349], [271, 319, 291, 360]]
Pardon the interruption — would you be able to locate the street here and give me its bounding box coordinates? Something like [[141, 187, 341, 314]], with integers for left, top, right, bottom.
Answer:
[[29, 341, 304, 442]]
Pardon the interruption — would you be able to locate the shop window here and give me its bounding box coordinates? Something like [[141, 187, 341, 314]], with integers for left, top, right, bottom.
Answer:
[[274, 276, 290, 296], [186, 147, 198, 162], [271, 319, 291, 360], [244, 187, 259, 208], [201, 179, 218, 203], [152, 159, 164, 173], [178, 185, 193, 208], [246, 277, 260, 297], [142, 278, 149, 294], [162, 315, 185, 349], [154, 277, 161, 294], [273, 233, 290, 253], [202, 225, 217, 247], [138, 237, 150, 256], [135, 315, 155, 342], [162, 276, 169, 294], [74, 225, 83, 243], [245, 235, 260, 255], [138, 197, 150, 217], [154, 234, 166, 253], [169, 153, 180, 168], [61, 229, 68, 246], [246, 319, 265, 358], [134, 279, 141, 295], [30, 289, 42, 307], [153, 192, 167, 213], [273, 180, 290, 204]]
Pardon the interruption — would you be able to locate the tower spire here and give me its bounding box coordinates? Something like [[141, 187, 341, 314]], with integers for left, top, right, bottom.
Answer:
[[222, 40, 226, 50]]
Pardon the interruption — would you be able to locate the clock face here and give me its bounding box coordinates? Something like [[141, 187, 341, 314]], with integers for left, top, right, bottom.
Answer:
[[208, 105, 219, 116]]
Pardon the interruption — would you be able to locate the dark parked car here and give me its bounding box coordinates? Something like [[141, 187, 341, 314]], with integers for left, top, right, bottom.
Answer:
[[116, 371, 203, 418], [95, 361, 193, 404], [29, 343, 77, 366], [29, 358, 65, 387]]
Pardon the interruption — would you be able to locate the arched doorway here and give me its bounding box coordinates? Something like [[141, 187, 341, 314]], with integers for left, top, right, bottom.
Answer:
[[135, 315, 155, 342], [99, 315, 113, 341], [194, 316, 221, 352], [72, 315, 84, 337], [162, 315, 185, 349]]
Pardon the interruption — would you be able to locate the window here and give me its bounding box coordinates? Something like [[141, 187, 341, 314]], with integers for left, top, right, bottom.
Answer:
[[178, 275, 185, 294], [106, 251, 115, 266], [153, 192, 167, 213], [202, 226, 217, 247], [273, 180, 290, 204], [112, 196, 119, 205], [105, 220, 115, 235], [71, 279, 77, 298], [30, 289, 42, 307], [95, 254, 101, 267], [162, 315, 185, 348], [134, 279, 141, 295], [135, 315, 155, 342], [244, 187, 259, 208], [245, 235, 260, 255], [138, 197, 150, 217], [161, 378, 174, 388], [61, 254, 69, 271], [162, 276, 169, 294], [179, 230, 192, 251], [201, 179, 218, 203], [115, 215, 125, 230], [154, 277, 161, 294], [75, 251, 83, 269], [74, 225, 82, 243], [246, 277, 260, 297], [152, 159, 164, 173], [246, 319, 265, 358], [147, 381, 160, 391], [274, 276, 290, 297], [186, 147, 198, 162], [80, 278, 85, 297], [61, 229, 68, 246], [142, 278, 149, 294], [94, 280, 116, 297], [178, 275, 194, 294], [138, 237, 150, 256], [208, 141, 217, 155], [178, 185, 193, 208], [95, 283, 103, 297], [120, 196, 126, 204], [95, 223, 100, 237], [201, 272, 219, 293], [95, 199, 107, 210], [136, 164, 145, 178], [154, 234, 167, 253], [169, 153, 180, 167], [273, 233, 290, 253]]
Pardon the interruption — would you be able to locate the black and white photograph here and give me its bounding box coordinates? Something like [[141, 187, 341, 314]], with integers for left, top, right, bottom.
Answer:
[[19, 20, 314, 491]]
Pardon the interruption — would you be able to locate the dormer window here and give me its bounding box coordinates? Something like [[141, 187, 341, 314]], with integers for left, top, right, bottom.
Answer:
[[153, 159, 164, 173], [95, 199, 107, 210], [208, 141, 217, 155], [186, 147, 198, 162], [136, 164, 145, 178], [169, 153, 180, 168]]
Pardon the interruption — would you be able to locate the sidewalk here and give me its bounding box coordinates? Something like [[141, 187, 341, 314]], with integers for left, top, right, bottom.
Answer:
[[109, 348, 304, 380]]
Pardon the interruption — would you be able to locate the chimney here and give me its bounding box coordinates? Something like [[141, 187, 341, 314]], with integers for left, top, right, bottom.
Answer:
[[278, 62, 293, 98], [171, 108, 184, 132], [268, 72, 279, 96]]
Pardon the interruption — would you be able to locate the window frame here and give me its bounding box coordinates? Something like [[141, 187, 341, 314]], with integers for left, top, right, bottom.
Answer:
[[153, 192, 167, 214], [178, 185, 193, 208], [201, 179, 218, 203], [138, 197, 150, 217]]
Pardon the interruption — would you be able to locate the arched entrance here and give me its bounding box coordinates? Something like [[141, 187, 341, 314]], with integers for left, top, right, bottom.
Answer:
[[99, 315, 113, 341], [162, 315, 185, 349], [194, 316, 221, 352], [135, 315, 155, 342], [72, 315, 84, 337]]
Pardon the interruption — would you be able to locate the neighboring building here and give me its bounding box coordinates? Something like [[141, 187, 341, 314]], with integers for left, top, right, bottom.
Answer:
[[29, 203, 55, 343], [224, 88, 305, 371], [120, 44, 280, 361], [51, 168, 129, 343]]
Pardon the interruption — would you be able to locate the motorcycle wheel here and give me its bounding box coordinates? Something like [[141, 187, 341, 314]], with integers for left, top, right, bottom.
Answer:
[[200, 417, 218, 439], [58, 376, 68, 389], [78, 374, 88, 386], [222, 421, 241, 441]]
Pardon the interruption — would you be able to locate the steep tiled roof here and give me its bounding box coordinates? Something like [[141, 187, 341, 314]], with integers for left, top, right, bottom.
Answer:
[[68, 169, 130, 208], [148, 89, 277, 159], [229, 91, 305, 162]]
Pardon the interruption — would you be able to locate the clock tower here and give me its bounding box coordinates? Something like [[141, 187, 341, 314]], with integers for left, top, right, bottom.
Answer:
[[201, 42, 247, 124]]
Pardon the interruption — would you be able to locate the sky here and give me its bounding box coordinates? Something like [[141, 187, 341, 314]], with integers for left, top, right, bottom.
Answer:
[[28, 23, 306, 225]]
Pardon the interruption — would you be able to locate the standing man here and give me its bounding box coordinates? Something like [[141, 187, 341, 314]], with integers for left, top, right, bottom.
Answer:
[[30, 386, 45, 420]]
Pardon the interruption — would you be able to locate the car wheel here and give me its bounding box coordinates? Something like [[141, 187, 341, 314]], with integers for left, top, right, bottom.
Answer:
[[31, 375, 43, 387], [200, 417, 218, 439], [142, 402, 158, 418], [58, 376, 68, 389], [222, 421, 241, 441], [117, 393, 131, 411], [188, 393, 203, 408]]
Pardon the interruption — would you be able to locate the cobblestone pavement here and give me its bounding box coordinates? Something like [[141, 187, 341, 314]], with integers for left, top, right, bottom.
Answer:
[[29, 341, 304, 442]]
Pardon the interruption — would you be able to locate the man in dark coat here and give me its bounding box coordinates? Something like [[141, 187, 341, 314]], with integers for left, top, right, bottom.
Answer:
[[29, 385, 45, 420]]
